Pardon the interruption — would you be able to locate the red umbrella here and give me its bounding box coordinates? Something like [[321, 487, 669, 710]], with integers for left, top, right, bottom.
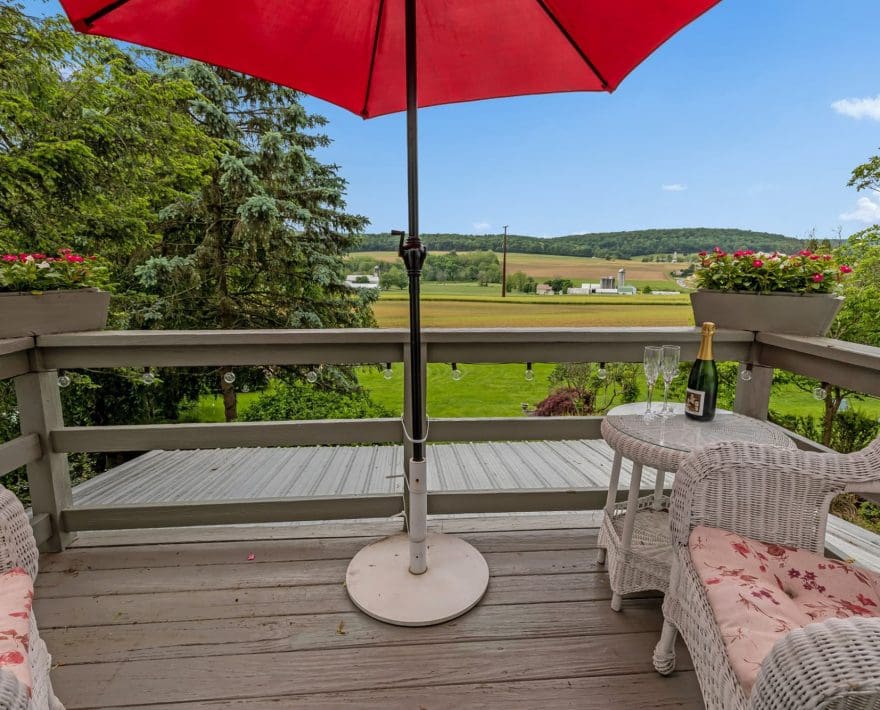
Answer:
[[60, 0, 720, 626]]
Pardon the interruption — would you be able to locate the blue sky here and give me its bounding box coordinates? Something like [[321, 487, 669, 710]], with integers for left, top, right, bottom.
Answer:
[[23, 1, 880, 239]]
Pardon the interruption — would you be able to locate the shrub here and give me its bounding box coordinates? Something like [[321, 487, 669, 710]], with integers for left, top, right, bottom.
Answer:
[[533, 387, 593, 416], [242, 379, 393, 421]]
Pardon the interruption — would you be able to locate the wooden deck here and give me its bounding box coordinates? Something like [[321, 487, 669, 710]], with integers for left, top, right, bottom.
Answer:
[[36, 514, 703, 709], [72, 440, 880, 571]]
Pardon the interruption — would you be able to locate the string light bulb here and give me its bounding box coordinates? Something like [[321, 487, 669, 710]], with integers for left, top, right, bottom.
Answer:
[[383, 363, 393, 380], [812, 387, 827, 401], [57, 373, 71, 389], [223, 371, 236, 384], [451, 363, 462, 381], [306, 369, 319, 384], [597, 362, 607, 381], [141, 369, 155, 385], [524, 362, 534, 381]]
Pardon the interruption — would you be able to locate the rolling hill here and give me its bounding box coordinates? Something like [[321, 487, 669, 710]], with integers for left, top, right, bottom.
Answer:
[[354, 228, 804, 259]]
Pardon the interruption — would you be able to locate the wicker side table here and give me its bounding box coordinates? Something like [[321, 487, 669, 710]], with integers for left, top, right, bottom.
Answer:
[[597, 403, 795, 611]]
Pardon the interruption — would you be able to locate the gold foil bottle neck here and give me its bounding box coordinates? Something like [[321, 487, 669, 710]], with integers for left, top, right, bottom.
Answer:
[[697, 322, 715, 360]]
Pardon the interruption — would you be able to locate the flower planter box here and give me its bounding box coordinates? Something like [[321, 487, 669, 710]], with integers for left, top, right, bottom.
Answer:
[[690, 290, 843, 336], [0, 289, 110, 339]]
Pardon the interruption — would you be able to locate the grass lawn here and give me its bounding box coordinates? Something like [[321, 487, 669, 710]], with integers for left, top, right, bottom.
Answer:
[[189, 368, 880, 423]]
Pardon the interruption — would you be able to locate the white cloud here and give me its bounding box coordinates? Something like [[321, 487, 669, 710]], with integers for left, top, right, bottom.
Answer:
[[661, 184, 687, 192], [831, 96, 880, 121], [840, 194, 880, 223], [472, 221, 491, 232]]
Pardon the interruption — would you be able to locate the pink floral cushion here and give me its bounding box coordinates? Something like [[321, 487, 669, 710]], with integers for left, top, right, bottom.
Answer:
[[0, 568, 33, 695], [689, 525, 880, 696]]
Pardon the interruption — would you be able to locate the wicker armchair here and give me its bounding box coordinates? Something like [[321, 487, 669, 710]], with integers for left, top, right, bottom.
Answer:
[[0, 486, 63, 710], [653, 436, 880, 710]]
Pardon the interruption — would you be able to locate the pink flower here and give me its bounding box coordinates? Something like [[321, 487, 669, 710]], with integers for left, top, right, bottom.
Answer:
[[1, 255, 17, 262], [752, 259, 764, 268], [840, 264, 853, 274], [698, 251, 707, 257], [823, 254, 833, 261], [809, 254, 820, 261], [799, 249, 812, 257], [812, 273, 824, 283]]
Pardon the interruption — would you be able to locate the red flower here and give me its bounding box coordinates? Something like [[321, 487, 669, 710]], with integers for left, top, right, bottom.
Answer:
[[752, 259, 764, 268], [31, 253, 46, 260], [713, 246, 723, 253], [698, 251, 707, 257], [823, 254, 833, 261], [799, 249, 812, 256], [1, 255, 17, 262], [840, 264, 853, 274], [812, 273, 824, 283], [809, 254, 820, 260]]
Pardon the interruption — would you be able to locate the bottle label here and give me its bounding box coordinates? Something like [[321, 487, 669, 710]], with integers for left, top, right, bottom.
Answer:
[[685, 388, 706, 416]]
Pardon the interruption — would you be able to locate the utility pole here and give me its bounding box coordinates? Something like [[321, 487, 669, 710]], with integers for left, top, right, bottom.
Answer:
[[501, 225, 509, 297]]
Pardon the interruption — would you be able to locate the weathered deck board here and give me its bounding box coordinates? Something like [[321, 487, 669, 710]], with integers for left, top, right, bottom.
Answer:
[[37, 517, 702, 709], [69, 438, 880, 571]]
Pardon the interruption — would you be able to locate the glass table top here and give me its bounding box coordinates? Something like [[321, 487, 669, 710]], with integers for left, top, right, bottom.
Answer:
[[605, 402, 796, 453]]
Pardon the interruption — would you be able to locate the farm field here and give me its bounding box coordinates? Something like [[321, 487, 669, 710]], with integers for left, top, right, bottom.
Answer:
[[355, 251, 683, 283], [372, 298, 693, 327]]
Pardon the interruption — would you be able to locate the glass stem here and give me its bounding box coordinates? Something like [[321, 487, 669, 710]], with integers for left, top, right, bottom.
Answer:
[[662, 381, 670, 412], [646, 383, 654, 414]]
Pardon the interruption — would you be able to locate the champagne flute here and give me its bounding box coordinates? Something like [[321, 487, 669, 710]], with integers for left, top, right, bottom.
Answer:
[[643, 346, 662, 420], [660, 345, 681, 416]]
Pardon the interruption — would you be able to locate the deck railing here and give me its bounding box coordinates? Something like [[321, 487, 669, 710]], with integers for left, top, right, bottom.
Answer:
[[1, 327, 878, 550]]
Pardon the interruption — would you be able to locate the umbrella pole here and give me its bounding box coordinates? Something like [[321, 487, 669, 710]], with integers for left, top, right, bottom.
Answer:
[[400, 0, 428, 576], [344, 0, 488, 626]]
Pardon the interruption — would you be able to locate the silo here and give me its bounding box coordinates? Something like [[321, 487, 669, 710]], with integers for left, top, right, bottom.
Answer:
[[618, 268, 626, 289]]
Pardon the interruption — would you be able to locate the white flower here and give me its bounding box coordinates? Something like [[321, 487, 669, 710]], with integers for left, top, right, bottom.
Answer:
[[36, 262, 51, 270], [24, 255, 34, 263]]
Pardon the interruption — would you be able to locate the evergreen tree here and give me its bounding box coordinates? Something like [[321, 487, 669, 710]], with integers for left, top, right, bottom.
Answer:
[[137, 63, 375, 419]]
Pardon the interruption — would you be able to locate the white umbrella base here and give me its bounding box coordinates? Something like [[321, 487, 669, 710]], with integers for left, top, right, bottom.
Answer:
[[346, 532, 489, 626]]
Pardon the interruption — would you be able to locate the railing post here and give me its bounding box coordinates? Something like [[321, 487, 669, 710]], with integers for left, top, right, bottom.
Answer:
[[734, 362, 773, 421], [14, 370, 74, 551]]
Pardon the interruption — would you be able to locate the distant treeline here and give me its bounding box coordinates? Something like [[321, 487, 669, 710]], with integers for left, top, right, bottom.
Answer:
[[354, 228, 804, 259]]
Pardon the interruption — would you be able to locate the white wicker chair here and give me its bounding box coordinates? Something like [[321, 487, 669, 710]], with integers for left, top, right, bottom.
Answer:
[[0, 486, 63, 710], [653, 436, 880, 710]]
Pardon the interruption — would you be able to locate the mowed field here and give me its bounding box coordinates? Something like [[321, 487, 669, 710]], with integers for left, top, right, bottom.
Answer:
[[358, 251, 691, 327], [355, 251, 678, 281], [372, 298, 693, 327]]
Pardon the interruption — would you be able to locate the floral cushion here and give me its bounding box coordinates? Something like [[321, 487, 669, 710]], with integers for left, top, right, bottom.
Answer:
[[0, 568, 33, 695], [689, 525, 880, 696]]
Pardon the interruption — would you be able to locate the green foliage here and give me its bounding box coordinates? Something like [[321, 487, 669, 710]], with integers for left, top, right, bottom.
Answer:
[[769, 409, 879, 454], [356, 228, 804, 260], [545, 362, 640, 414], [548, 278, 573, 294], [506, 270, 537, 293], [694, 248, 849, 294], [242, 379, 393, 421], [0, 6, 214, 256], [380, 264, 407, 290], [421, 251, 500, 283], [0, 250, 110, 292]]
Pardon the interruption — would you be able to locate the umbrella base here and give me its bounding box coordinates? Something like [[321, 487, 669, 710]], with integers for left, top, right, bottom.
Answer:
[[346, 532, 489, 626]]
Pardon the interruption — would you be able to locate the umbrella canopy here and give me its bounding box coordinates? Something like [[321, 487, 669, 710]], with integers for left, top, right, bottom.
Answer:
[[60, 0, 718, 118], [59, 0, 721, 626]]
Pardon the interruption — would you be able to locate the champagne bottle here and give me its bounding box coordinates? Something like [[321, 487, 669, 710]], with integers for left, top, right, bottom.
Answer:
[[685, 322, 717, 422]]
